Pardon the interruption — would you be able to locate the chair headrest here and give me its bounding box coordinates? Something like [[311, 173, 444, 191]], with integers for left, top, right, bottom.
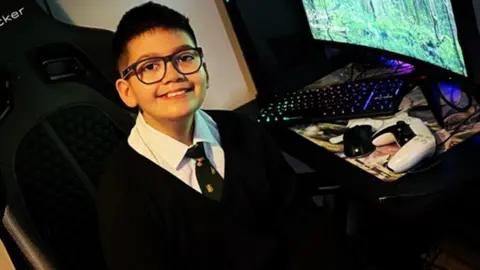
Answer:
[[0, 0, 119, 88]]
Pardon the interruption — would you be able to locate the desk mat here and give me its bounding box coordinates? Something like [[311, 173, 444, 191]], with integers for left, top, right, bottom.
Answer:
[[289, 67, 480, 181]]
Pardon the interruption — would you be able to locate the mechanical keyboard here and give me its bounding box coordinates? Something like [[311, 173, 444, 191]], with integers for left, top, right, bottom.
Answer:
[[257, 77, 412, 125]]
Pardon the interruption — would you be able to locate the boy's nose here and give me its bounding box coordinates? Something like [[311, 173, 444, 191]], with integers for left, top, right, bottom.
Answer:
[[162, 61, 184, 83]]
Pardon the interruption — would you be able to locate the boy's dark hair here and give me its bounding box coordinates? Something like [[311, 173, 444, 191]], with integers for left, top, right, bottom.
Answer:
[[112, 1, 197, 72]]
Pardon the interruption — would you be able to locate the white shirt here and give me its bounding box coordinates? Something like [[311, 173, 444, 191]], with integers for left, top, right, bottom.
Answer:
[[128, 110, 225, 194]]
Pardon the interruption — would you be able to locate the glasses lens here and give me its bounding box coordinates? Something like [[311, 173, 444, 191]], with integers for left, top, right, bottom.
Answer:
[[136, 58, 165, 84], [173, 49, 202, 74]]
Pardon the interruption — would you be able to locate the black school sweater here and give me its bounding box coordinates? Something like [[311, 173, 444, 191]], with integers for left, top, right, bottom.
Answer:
[[97, 110, 341, 270]]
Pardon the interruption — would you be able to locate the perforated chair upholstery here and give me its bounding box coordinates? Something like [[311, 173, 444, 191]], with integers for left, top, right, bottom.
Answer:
[[0, 86, 134, 270]]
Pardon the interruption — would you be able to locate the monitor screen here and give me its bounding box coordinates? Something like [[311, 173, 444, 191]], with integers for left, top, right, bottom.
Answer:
[[302, 0, 468, 77]]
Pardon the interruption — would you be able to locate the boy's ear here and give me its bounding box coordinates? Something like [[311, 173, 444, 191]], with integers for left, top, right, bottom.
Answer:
[[115, 79, 138, 108], [203, 63, 209, 88]]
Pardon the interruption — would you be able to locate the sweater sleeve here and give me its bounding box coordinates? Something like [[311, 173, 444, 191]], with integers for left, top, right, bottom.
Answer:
[[96, 158, 168, 270]]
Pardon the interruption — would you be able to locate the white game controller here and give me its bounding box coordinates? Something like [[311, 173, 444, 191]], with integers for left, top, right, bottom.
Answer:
[[372, 116, 436, 173], [330, 112, 436, 173]]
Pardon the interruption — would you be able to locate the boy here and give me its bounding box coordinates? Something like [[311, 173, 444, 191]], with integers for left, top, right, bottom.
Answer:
[[97, 2, 343, 270]]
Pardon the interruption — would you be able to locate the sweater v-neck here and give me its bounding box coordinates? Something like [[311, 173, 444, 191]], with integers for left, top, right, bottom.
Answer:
[[123, 110, 244, 205]]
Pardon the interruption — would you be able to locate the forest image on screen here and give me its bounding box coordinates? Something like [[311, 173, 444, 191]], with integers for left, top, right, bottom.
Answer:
[[302, 0, 467, 76]]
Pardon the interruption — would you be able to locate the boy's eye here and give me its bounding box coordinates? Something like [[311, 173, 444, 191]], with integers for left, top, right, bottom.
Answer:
[[176, 51, 199, 62], [137, 59, 164, 75], [177, 54, 194, 62], [142, 63, 158, 71], [145, 63, 157, 70]]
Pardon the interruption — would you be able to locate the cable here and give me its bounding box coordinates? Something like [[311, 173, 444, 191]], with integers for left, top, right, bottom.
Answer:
[[407, 154, 443, 174], [346, 62, 364, 83], [436, 106, 479, 147], [352, 63, 369, 81], [350, 63, 356, 82], [43, 0, 54, 18], [344, 64, 355, 83], [437, 84, 472, 112], [348, 59, 411, 82]]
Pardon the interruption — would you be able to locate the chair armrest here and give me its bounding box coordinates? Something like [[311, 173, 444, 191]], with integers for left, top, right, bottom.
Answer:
[[3, 207, 55, 270]]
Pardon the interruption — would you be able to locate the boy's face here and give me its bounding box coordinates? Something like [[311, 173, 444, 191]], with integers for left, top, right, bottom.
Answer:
[[116, 28, 208, 122]]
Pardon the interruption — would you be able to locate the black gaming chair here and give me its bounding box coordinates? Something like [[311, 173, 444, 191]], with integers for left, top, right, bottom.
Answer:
[[0, 1, 135, 269]]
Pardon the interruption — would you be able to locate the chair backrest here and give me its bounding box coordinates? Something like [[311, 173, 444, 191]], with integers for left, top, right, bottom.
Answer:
[[0, 1, 135, 269]]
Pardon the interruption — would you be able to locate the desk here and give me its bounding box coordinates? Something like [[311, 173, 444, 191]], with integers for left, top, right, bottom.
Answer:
[[236, 67, 480, 220]]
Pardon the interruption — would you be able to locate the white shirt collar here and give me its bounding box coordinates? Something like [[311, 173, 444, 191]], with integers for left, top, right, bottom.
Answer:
[[133, 109, 220, 170]]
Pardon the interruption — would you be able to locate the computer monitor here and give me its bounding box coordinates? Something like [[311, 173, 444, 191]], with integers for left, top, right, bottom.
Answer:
[[301, 0, 468, 78]]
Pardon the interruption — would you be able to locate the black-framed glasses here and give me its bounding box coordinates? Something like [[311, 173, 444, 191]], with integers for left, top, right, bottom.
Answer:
[[121, 47, 204, 84]]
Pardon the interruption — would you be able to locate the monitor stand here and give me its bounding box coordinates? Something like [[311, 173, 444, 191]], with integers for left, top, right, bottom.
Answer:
[[418, 77, 478, 129], [420, 79, 445, 128]]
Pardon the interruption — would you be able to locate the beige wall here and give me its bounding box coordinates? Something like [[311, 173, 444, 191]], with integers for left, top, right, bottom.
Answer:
[[0, 240, 15, 270], [41, 0, 256, 110]]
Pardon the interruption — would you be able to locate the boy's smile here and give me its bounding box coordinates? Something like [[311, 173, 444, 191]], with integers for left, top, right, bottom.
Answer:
[[156, 81, 194, 99]]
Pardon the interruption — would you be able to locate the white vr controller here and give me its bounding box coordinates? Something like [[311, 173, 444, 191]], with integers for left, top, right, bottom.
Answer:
[[330, 112, 436, 173]]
